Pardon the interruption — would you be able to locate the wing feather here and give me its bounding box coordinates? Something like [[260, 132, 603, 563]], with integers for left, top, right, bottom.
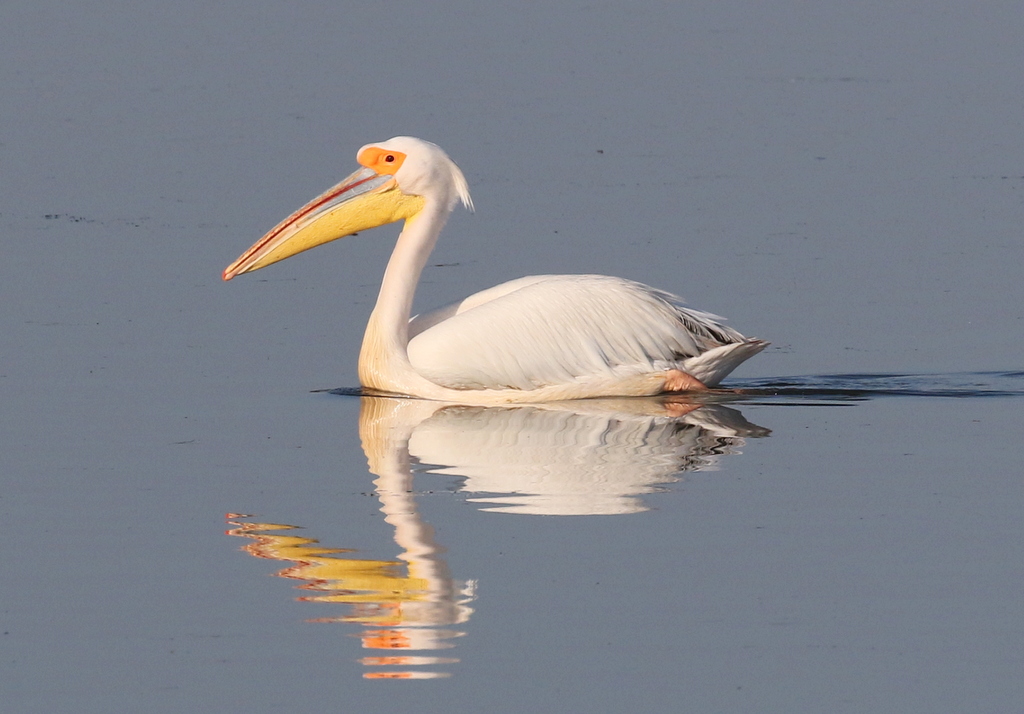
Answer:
[[407, 275, 748, 391]]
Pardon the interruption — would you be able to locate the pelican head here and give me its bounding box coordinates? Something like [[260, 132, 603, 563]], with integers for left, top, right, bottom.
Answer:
[[223, 136, 473, 281]]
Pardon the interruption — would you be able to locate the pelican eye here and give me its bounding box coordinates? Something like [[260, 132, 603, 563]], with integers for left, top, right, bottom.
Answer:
[[384, 154, 395, 163]]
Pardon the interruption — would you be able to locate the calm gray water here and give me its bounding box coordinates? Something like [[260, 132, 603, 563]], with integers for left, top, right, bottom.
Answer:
[[2, 2, 1022, 712]]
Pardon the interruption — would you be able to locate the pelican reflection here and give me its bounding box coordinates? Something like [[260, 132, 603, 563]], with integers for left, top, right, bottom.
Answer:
[[364, 395, 769, 516], [228, 396, 767, 678]]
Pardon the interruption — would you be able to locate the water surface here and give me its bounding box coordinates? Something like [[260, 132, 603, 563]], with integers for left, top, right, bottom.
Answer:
[[2, 1, 1022, 712]]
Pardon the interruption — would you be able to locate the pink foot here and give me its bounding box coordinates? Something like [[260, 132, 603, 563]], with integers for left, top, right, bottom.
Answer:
[[663, 369, 709, 392]]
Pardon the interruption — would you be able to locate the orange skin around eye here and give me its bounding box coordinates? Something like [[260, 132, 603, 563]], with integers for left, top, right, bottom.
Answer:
[[358, 147, 408, 175]]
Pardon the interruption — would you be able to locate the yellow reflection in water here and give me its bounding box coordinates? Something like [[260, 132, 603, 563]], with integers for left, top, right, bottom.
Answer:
[[227, 516, 473, 680]]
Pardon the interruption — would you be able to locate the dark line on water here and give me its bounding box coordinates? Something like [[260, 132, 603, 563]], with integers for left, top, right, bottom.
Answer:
[[723, 371, 1024, 402], [319, 387, 412, 398], [317, 372, 1024, 405]]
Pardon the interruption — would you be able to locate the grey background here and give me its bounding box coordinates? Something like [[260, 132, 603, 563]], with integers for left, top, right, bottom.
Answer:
[[2, 2, 1022, 712]]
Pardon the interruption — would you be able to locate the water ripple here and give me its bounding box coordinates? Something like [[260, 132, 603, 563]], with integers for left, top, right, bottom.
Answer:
[[727, 371, 1024, 402]]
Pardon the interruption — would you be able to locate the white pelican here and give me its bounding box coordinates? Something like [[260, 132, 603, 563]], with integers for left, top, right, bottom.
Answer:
[[224, 137, 767, 404]]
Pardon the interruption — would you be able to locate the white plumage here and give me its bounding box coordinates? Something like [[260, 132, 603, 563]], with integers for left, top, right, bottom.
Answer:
[[409, 274, 751, 390], [224, 137, 766, 403]]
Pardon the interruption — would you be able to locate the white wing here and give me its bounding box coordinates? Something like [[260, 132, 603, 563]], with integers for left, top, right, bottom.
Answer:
[[407, 275, 756, 391]]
